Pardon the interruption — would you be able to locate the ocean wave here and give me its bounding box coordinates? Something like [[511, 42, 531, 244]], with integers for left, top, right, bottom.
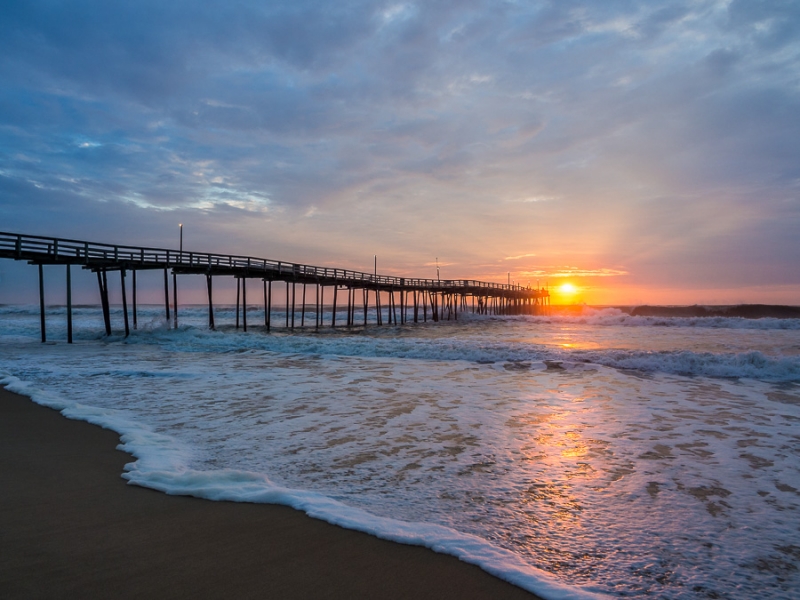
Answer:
[[111, 326, 800, 383], [569, 349, 800, 381], [4, 304, 800, 330], [3, 305, 800, 382], [513, 308, 800, 330]]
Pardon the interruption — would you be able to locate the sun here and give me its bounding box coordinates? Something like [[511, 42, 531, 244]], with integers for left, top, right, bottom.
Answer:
[[559, 283, 577, 294]]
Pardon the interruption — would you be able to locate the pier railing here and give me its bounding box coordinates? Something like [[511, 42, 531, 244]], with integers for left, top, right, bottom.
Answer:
[[0, 231, 541, 293]]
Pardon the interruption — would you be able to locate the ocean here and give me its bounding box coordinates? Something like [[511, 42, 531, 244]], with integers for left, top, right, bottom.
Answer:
[[1, 304, 799, 599]]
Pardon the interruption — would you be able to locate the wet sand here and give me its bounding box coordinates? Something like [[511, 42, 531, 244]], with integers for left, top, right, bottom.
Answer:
[[0, 386, 540, 599]]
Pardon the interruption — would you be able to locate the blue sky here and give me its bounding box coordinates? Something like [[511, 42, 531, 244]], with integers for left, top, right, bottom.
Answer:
[[1, 0, 799, 304]]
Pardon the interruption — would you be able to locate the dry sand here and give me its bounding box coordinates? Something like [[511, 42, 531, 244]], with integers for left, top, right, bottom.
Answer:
[[0, 386, 540, 599]]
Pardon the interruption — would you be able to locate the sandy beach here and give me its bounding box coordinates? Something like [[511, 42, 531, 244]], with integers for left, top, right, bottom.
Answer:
[[0, 386, 539, 599]]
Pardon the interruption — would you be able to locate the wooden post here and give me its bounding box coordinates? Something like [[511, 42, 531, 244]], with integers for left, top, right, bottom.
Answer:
[[121, 269, 130, 337], [132, 270, 137, 330], [423, 290, 427, 322], [291, 282, 296, 329], [267, 280, 272, 331], [331, 285, 337, 327], [349, 288, 354, 326], [315, 284, 320, 330], [242, 277, 247, 332], [207, 274, 215, 330], [100, 270, 111, 335], [38, 264, 46, 342], [172, 271, 178, 328], [66, 264, 72, 343], [376, 288, 382, 325], [285, 282, 289, 328], [363, 288, 368, 326], [163, 268, 170, 324], [236, 278, 241, 329], [318, 285, 323, 330], [301, 283, 307, 327], [96, 271, 104, 335], [346, 287, 352, 327]]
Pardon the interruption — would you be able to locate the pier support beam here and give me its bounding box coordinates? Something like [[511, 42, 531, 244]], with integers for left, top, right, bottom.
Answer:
[[97, 270, 111, 336], [206, 274, 215, 330], [318, 285, 324, 330], [121, 269, 130, 338], [290, 282, 295, 330], [38, 264, 46, 343], [235, 278, 241, 329], [66, 264, 72, 343], [331, 285, 337, 327], [172, 271, 178, 328], [301, 283, 307, 327], [346, 288, 353, 327], [163, 268, 170, 325], [314, 284, 319, 330], [242, 277, 247, 332], [132, 270, 137, 330], [264, 279, 271, 332]]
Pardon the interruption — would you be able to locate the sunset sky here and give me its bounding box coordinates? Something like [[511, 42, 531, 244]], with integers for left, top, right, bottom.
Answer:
[[1, 1, 799, 305]]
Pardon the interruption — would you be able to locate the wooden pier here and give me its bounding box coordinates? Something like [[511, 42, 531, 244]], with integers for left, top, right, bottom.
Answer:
[[0, 231, 550, 342]]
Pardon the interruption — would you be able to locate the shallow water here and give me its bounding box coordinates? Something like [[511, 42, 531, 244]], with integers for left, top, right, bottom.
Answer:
[[1, 305, 799, 599]]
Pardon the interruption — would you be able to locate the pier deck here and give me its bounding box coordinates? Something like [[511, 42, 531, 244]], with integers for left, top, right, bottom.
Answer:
[[0, 231, 549, 341]]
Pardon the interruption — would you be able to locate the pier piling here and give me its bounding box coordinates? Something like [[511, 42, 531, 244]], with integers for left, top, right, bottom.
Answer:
[[132, 270, 137, 330], [66, 264, 72, 343], [121, 269, 129, 338], [38, 264, 46, 343], [163, 268, 170, 324], [206, 274, 215, 330]]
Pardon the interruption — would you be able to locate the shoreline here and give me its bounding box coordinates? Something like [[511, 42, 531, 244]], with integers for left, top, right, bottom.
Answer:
[[0, 385, 541, 599]]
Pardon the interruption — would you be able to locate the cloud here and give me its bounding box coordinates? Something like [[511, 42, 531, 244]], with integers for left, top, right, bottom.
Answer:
[[520, 267, 629, 278], [504, 253, 538, 260]]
